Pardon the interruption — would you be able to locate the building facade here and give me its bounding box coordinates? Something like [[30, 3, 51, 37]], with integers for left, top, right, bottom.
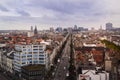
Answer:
[[106, 22, 113, 30], [14, 44, 49, 73], [21, 64, 45, 80], [0, 49, 14, 73]]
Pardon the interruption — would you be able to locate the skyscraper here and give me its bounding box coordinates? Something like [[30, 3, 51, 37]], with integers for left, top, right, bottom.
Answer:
[[106, 22, 113, 30], [74, 25, 77, 30]]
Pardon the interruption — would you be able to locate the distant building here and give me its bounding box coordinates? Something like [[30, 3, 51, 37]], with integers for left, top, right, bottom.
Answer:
[[105, 60, 112, 71], [68, 27, 72, 32], [31, 26, 33, 32], [27, 31, 34, 37], [73, 26, 88, 32], [78, 27, 84, 31], [83, 43, 96, 47], [112, 28, 120, 32], [27, 26, 34, 37], [63, 28, 68, 33], [34, 26, 38, 35], [110, 35, 120, 46], [50, 27, 54, 32], [106, 22, 113, 30], [91, 27, 95, 31], [99, 25, 103, 31], [56, 27, 62, 33], [74, 25, 78, 30]]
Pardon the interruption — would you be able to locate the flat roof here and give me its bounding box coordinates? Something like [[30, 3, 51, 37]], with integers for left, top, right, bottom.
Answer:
[[22, 64, 45, 71]]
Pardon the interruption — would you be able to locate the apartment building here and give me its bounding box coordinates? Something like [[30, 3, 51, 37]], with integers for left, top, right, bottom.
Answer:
[[110, 35, 120, 46], [0, 49, 14, 73], [14, 44, 49, 73], [78, 70, 109, 80]]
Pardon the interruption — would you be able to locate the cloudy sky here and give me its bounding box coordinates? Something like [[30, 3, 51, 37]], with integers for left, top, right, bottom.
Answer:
[[0, 0, 120, 30]]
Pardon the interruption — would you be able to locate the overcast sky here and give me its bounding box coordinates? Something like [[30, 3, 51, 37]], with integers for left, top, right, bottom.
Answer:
[[0, 0, 120, 30]]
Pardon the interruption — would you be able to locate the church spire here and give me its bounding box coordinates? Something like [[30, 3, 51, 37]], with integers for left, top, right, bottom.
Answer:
[[34, 25, 38, 35]]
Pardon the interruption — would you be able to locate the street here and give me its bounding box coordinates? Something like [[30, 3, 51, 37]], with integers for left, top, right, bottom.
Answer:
[[0, 72, 9, 80], [54, 37, 70, 80]]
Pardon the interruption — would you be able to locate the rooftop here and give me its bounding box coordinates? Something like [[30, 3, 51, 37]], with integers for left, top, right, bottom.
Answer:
[[22, 64, 45, 71]]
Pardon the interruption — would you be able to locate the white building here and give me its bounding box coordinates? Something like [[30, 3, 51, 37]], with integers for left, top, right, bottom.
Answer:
[[14, 44, 49, 73], [0, 44, 7, 47], [78, 70, 109, 80], [0, 49, 14, 73], [27, 31, 34, 37], [49, 46, 59, 65], [83, 43, 96, 47], [0, 50, 7, 71], [6, 51, 14, 73]]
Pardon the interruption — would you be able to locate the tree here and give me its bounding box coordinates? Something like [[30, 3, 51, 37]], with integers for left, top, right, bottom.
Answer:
[[77, 67, 82, 74]]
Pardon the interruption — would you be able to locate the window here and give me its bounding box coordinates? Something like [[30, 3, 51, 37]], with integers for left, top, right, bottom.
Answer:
[[39, 55, 44, 57], [23, 49, 26, 51], [29, 61, 32, 64], [33, 49, 38, 51], [34, 61, 38, 64], [27, 57, 32, 61], [39, 58, 44, 60], [27, 55, 32, 57], [39, 61, 44, 64], [22, 62, 26, 64], [22, 56, 26, 58]]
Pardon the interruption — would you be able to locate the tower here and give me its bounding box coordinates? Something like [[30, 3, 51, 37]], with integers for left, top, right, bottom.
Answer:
[[31, 26, 33, 32], [106, 22, 113, 30], [74, 25, 77, 30], [34, 26, 38, 35]]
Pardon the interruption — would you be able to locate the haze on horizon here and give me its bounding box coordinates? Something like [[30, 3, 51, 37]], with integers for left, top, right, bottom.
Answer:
[[0, 0, 120, 30]]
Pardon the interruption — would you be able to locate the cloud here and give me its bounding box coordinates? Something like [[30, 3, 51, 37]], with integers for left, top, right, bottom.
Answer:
[[0, 4, 9, 12], [24, 0, 106, 22], [27, 0, 97, 15], [0, 0, 120, 30], [16, 9, 30, 16]]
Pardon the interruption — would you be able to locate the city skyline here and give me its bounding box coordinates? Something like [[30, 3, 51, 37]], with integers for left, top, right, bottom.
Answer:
[[0, 0, 120, 30]]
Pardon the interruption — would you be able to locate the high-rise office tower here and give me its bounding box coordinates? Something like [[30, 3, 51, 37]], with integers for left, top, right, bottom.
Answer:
[[74, 25, 77, 30], [106, 22, 113, 30]]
